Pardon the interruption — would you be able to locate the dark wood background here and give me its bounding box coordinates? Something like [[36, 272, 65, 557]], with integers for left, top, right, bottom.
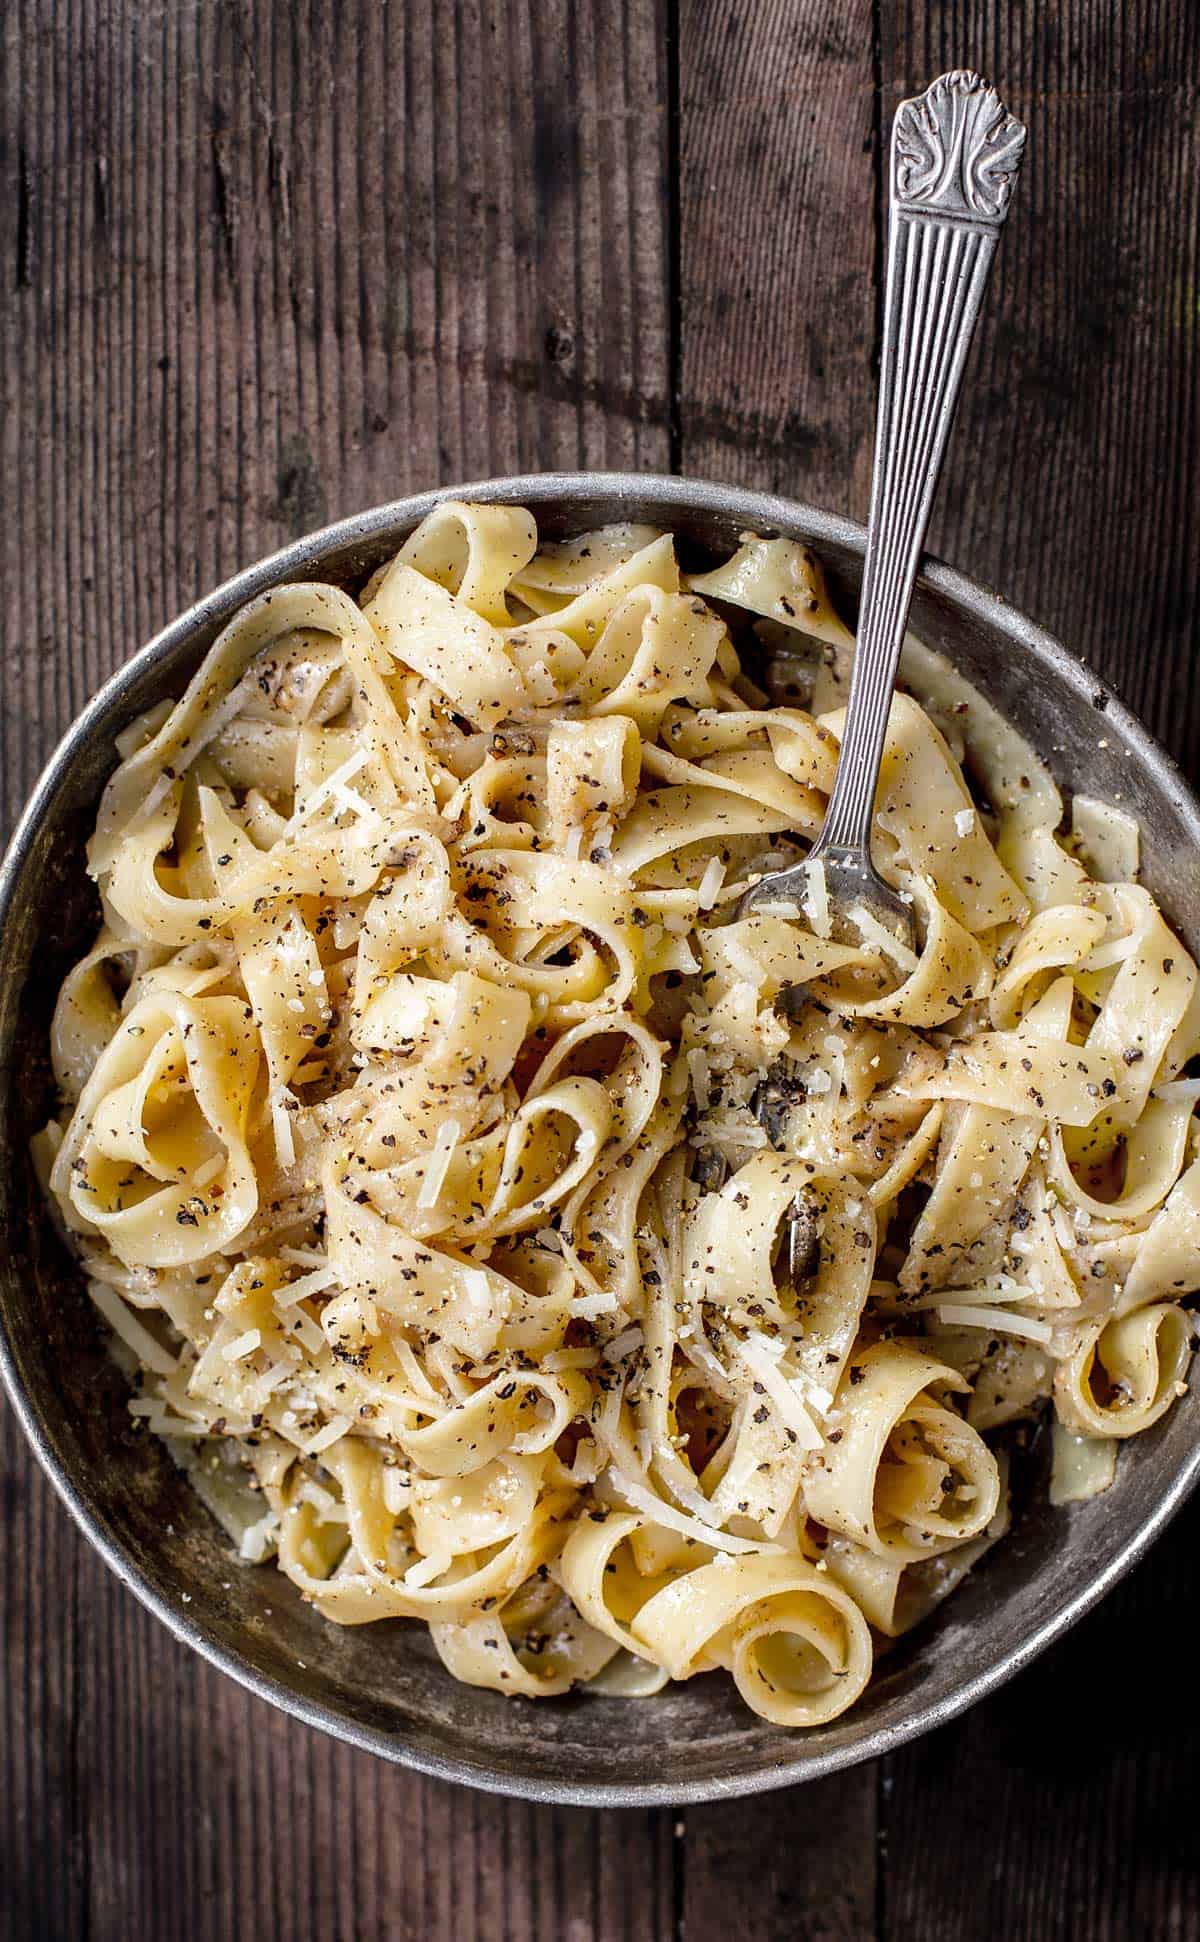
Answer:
[[3, 2, 1200, 1936]]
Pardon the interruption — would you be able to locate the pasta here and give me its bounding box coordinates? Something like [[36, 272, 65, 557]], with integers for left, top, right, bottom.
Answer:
[[38, 504, 1200, 1729]]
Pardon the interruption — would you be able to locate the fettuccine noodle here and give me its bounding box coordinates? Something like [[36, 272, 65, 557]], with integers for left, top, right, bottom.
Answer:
[[38, 506, 1200, 1728]]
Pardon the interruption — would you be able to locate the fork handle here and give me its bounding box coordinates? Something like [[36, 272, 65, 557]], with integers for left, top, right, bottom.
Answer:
[[813, 71, 1026, 859]]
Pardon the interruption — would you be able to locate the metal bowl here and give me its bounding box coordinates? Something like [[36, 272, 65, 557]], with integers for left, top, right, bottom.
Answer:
[[3, 474, 1199, 1807]]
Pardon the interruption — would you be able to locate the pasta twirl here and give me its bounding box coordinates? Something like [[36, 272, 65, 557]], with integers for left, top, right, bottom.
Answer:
[[42, 506, 1199, 1728]]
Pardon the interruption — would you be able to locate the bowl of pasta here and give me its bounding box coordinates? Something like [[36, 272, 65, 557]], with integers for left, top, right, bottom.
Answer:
[[3, 473, 1199, 1805]]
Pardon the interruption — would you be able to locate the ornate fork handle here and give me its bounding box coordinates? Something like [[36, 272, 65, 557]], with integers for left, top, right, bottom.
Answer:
[[812, 72, 1026, 861]]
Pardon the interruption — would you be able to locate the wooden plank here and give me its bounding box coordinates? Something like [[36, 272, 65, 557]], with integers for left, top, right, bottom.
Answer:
[[877, 6, 1200, 1937], [683, 1773, 876, 1942], [677, 0, 880, 511], [0, 1, 674, 1937], [676, 2, 882, 1931], [882, 1509, 1200, 1941], [883, 0, 1200, 775]]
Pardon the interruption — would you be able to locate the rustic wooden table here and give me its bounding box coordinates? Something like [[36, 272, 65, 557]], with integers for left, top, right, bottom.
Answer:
[[4, 3, 1200, 1937]]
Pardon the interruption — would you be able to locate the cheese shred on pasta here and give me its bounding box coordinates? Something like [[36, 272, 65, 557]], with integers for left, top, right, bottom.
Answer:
[[41, 505, 1200, 1727]]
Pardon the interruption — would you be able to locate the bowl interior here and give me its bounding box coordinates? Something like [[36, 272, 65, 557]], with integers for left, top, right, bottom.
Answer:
[[3, 476, 1199, 1805]]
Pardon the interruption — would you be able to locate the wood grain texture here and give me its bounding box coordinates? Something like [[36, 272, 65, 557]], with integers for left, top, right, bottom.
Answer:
[[683, 1771, 876, 1942], [0, 2, 674, 1938], [676, 3, 883, 1926], [6, 0, 1200, 1936], [876, 9, 1200, 1937], [676, 0, 879, 509], [883, 0, 1200, 776]]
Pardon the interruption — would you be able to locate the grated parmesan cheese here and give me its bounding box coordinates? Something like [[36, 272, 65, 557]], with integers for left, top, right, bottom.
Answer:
[[542, 1346, 602, 1373], [687, 1046, 712, 1107], [698, 854, 726, 910], [302, 1414, 352, 1456], [288, 1310, 327, 1357], [192, 1151, 226, 1189], [606, 1466, 779, 1556], [462, 1266, 495, 1313], [847, 904, 920, 976], [569, 1289, 620, 1320], [736, 1336, 823, 1449], [270, 1088, 298, 1171], [404, 1550, 452, 1589], [603, 1325, 644, 1363], [802, 858, 831, 938], [288, 747, 371, 831], [1154, 1078, 1200, 1104], [221, 1328, 261, 1362], [89, 1282, 179, 1377], [721, 938, 766, 986], [275, 1265, 338, 1308], [128, 1398, 208, 1438], [936, 1304, 1053, 1344], [239, 1513, 279, 1563], [330, 780, 382, 829], [418, 1118, 461, 1210]]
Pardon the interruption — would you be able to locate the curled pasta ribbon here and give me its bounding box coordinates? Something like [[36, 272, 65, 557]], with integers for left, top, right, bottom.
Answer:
[[508, 523, 663, 606], [1047, 1097, 1192, 1226], [546, 715, 642, 838], [238, 909, 330, 1102], [630, 1552, 873, 1728], [474, 1077, 613, 1237], [639, 738, 827, 836], [395, 1366, 591, 1478], [528, 1012, 664, 1158], [700, 913, 866, 997], [92, 581, 425, 882], [662, 704, 839, 798], [569, 586, 722, 733], [822, 875, 992, 1028], [897, 991, 1119, 1126], [322, 1155, 525, 1359], [41, 503, 1200, 1733], [278, 1439, 575, 1626], [367, 562, 530, 728], [989, 903, 1107, 1030], [1082, 886, 1197, 1126], [687, 533, 852, 653], [429, 849, 641, 1022], [520, 532, 679, 643], [429, 1601, 620, 1698], [408, 1453, 545, 1555], [806, 1340, 1000, 1563], [683, 1149, 816, 1326], [1054, 1305, 1192, 1439], [354, 966, 531, 1093], [1123, 1157, 1200, 1307], [900, 633, 1062, 827], [900, 1103, 1039, 1293], [397, 500, 539, 625], [824, 1466, 1010, 1640], [822, 692, 1027, 933], [557, 1508, 684, 1661], [361, 1075, 614, 1244], [51, 930, 133, 1101], [51, 991, 260, 1266]]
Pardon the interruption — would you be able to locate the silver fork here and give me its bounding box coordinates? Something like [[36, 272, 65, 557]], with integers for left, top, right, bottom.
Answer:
[[738, 70, 1026, 947]]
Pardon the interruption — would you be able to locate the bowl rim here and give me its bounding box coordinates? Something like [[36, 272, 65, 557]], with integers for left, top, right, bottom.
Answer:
[[3, 469, 1200, 1807]]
